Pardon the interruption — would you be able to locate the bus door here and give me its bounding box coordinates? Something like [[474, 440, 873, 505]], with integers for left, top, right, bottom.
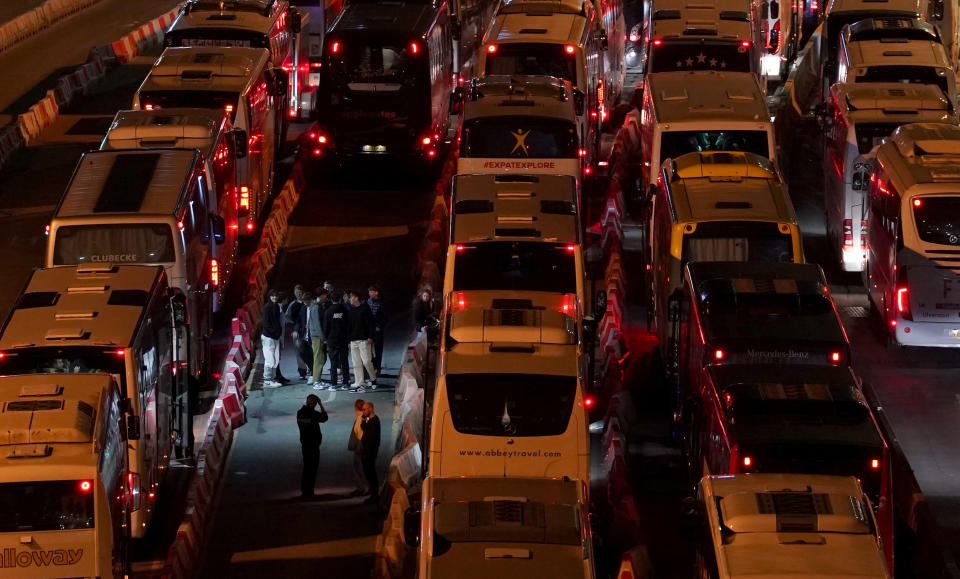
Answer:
[[169, 291, 193, 457], [865, 174, 901, 314], [243, 77, 276, 229]]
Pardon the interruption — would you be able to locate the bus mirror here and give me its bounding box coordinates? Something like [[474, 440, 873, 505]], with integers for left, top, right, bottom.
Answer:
[[126, 415, 141, 441], [594, 290, 607, 318], [598, 29, 609, 51], [233, 129, 248, 159], [289, 9, 302, 34], [573, 89, 585, 116], [211, 215, 226, 244], [403, 508, 421, 547]]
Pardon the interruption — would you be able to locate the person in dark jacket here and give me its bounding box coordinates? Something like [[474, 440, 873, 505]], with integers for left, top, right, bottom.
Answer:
[[359, 401, 381, 504], [286, 284, 311, 380], [412, 286, 439, 333], [296, 394, 328, 499], [347, 291, 377, 392], [323, 291, 350, 390], [367, 285, 388, 375], [261, 290, 283, 388]]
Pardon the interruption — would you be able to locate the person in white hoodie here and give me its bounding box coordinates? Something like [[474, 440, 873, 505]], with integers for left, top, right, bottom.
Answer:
[[347, 398, 368, 496]]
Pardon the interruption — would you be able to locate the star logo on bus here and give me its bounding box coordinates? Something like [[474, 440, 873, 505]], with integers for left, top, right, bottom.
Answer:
[[709, 57, 718, 67], [696, 52, 707, 63], [510, 129, 530, 156], [685, 57, 694, 66], [720, 61, 727, 68]]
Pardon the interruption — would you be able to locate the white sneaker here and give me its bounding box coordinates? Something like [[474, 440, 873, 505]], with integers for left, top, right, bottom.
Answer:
[[312, 382, 324, 390], [364, 379, 373, 387], [327, 383, 337, 391], [263, 380, 281, 389], [354, 386, 366, 394], [306, 379, 315, 386]]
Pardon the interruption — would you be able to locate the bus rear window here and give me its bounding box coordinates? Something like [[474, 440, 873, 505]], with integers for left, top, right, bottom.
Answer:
[[0, 481, 95, 532], [485, 43, 578, 84], [139, 91, 239, 120], [649, 40, 753, 73], [332, 43, 411, 85], [0, 347, 126, 376], [912, 196, 960, 245], [660, 130, 769, 166], [446, 373, 577, 436], [453, 242, 577, 293], [461, 119, 578, 158], [53, 223, 176, 266], [683, 222, 793, 263], [166, 28, 269, 48], [854, 123, 897, 155]]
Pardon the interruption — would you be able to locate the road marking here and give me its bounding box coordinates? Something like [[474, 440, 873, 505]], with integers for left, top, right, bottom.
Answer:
[[230, 534, 379, 563]]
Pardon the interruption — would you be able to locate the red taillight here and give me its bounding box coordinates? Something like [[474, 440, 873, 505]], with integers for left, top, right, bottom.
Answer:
[[79, 480, 92, 492], [331, 41, 340, 53], [578, 148, 587, 157], [566, 244, 575, 252], [422, 137, 432, 146], [456, 292, 465, 311], [427, 149, 436, 157], [810, 0, 819, 11], [44, 224, 50, 236], [456, 244, 465, 252], [584, 396, 594, 408], [288, 108, 297, 118], [318, 135, 327, 144], [843, 219, 853, 248], [652, 38, 662, 46], [714, 349, 725, 360], [210, 259, 219, 288], [741, 40, 751, 47], [409, 41, 419, 54], [313, 148, 322, 156], [584, 166, 592, 175], [871, 458, 880, 470], [913, 197, 922, 207], [897, 286, 911, 319], [0, 352, 5, 359], [830, 351, 841, 363], [177, 220, 185, 231], [742, 456, 752, 468], [487, 44, 497, 53], [144, 103, 154, 111], [225, 104, 234, 113], [565, 44, 575, 54], [239, 186, 250, 210], [246, 221, 255, 232], [560, 293, 575, 314], [629, 33, 638, 42], [115, 349, 125, 357]]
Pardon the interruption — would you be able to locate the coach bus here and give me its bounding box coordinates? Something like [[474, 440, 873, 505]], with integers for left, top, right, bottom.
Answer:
[[638, 71, 775, 200], [430, 290, 589, 483], [457, 76, 583, 179], [311, 0, 453, 167], [0, 373, 130, 579], [134, 47, 281, 236], [821, 83, 955, 272], [479, 0, 613, 164], [101, 109, 246, 304], [47, 149, 220, 376], [408, 477, 596, 579], [166, 0, 313, 121], [0, 265, 192, 538], [648, 151, 802, 353], [865, 123, 960, 347], [692, 474, 892, 578]]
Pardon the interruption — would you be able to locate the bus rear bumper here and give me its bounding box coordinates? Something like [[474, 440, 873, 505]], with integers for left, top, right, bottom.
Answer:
[[894, 319, 960, 347]]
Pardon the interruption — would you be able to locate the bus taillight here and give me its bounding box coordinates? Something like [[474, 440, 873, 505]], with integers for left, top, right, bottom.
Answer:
[[144, 103, 154, 111], [843, 219, 853, 247], [742, 455, 753, 469], [565, 44, 575, 54], [127, 472, 142, 511], [897, 286, 911, 320], [79, 480, 93, 492], [409, 41, 420, 54], [239, 186, 250, 211], [830, 351, 841, 364], [456, 292, 466, 311], [487, 44, 497, 53], [44, 224, 50, 236], [871, 458, 880, 470], [652, 39, 662, 46], [331, 41, 340, 54], [584, 396, 595, 408], [210, 259, 220, 288], [714, 349, 725, 360]]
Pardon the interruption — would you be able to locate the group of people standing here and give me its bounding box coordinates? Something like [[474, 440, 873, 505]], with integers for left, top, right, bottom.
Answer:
[[261, 283, 388, 394], [296, 395, 381, 504]]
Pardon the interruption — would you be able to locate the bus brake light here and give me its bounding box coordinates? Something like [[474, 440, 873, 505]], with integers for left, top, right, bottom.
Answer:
[[410, 42, 420, 54], [239, 186, 250, 210], [79, 480, 92, 492], [487, 44, 497, 53], [742, 456, 752, 468], [246, 222, 255, 232], [652, 39, 662, 46], [913, 198, 922, 207], [741, 40, 751, 47], [714, 349, 725, 360], [210, 259, 219, 287], [843, 219, 853, 247], [114, 349, 125, 357], [456, 244, 465, 252], [565, 44, 575, 54], [44, 224, 50, 235], [144, 103, 154, 111], [830, 351, 841, 363], [422, 137, 432, 146], [331, 41, 340, 53], [897, 286, 911, 319], [224, 104, 234, 113], [584, 396, 594, 408], [871, 458, 880, 470]]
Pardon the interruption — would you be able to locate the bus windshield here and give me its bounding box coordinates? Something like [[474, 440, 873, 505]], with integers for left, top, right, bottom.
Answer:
[[446, 373, 577, 436], [166, 28, 270, 48], [0, 481, 95, 532], [683, 222, 794, 263], [660, 130, 769, 166], [912, 196, 960, 245], [854, 123, 897, 155], [139, 90, 239, 119], [485, 43, 579, 84], [453, 242, 577, 293], [461, 118, 578, 158], [53, 223, 176, 266], [649, 40, 753, 73]]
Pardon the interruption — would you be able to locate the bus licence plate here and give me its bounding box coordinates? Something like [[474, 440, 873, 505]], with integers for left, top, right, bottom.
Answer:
[[362, 145, 387, 153], [951, 329, 960, 338]]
